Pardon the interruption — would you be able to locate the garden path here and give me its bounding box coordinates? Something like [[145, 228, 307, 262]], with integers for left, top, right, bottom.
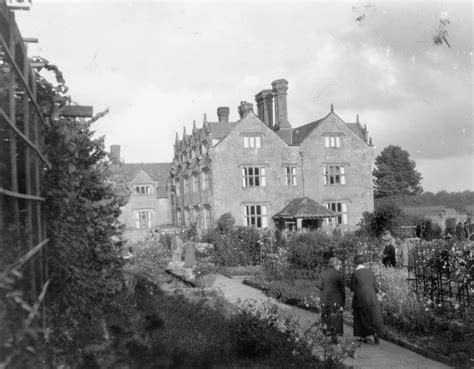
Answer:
[[211, 275, 452, 369]]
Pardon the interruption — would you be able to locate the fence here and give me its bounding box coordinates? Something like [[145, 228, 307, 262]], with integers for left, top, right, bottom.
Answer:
[[408, 239, 473, 307], [0, 0, 50, 346]]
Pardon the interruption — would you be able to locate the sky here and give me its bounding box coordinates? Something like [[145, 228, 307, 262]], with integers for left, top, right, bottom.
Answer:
[[14, 0, 473, 193]]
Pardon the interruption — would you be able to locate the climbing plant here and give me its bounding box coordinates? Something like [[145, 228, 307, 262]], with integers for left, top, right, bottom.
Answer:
[[36, 59, 127, 361]]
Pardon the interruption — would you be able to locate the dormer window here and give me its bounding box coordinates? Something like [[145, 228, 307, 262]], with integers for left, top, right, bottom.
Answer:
[[324, 135, 341, 148]]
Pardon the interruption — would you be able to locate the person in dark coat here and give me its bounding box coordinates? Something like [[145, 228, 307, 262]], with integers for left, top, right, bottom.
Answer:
[[319, 257, 346, 343], [381, 230, 396, 267], [350, 255, 384, 344]]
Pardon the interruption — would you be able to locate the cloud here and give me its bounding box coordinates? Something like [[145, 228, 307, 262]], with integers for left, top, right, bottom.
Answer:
[[15, 1, 473, 191]]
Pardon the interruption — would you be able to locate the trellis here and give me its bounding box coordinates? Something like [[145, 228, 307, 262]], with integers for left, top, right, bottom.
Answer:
[[408, 239, 472, 308], [0, 1, 50, 343]]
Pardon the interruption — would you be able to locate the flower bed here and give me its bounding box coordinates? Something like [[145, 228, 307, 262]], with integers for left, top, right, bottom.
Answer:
[[244, 275, 321, 313]]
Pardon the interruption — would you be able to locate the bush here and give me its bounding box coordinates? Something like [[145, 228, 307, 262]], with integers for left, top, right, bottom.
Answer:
[[203, 226, 262, 267], [286, 232, 334, 271]]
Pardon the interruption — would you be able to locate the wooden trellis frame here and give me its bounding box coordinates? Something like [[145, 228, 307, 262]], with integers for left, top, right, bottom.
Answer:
[[0, 1, 50, 340]]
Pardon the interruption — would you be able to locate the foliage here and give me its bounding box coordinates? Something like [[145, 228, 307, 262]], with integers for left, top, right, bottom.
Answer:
[[359, 199, 404, 237], [38, 63, 127, 361], [400, 190, 474, 213], [412, 239, 473, 308], [229, 299, 354, 368], [286, 232, 335, 272], [125, 242, 171, 285], [259, 279, 321, 313], [216, 212, 235, 233], [378, 266, 472, 349], [76, 273, 350, 368], [203, 225, 262, 267], [373, 145, 423, 199]]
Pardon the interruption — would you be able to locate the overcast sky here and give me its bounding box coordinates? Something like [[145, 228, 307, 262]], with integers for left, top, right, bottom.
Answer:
[[16, 0, 473, 192]]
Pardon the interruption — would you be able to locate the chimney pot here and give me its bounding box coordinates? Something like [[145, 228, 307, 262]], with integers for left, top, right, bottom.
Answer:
[[255, 89, 274, 128], [238, 101, 254, 118], [271, 79, 291, 130], [217, 106, 230, 122]]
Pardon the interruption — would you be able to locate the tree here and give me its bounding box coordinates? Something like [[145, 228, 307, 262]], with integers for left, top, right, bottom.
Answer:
[[373, 145, 423, 199]]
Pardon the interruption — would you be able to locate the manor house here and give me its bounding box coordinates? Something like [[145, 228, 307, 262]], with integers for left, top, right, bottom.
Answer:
[[170, 79, 375, 233]]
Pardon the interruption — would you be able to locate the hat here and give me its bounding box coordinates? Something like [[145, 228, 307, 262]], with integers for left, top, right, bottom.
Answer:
[[353, 255, 366, 265], [328, 257, 341, 268]]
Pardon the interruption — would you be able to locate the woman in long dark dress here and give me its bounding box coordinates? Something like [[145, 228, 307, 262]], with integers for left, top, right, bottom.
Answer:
[[319, 257, 346, 343], [350, 255, 384, 344]]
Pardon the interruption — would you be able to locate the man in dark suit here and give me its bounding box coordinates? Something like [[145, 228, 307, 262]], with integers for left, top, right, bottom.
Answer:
[[319, 257, 346, 343], [382, 230, 396, 267], [350, 255, 384, 344]]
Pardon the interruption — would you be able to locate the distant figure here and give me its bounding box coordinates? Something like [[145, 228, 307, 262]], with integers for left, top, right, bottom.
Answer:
[[332, 224, 342, 239], [455, 222, 464, 240], [381, 230, 396, 267], [464, 220, 472, 240], [319, 257, 346, 343], [171, 234, 184, 262], [183, 239, 196, 268], [159, 230, 169, 249], [350, 255, 384, 344]]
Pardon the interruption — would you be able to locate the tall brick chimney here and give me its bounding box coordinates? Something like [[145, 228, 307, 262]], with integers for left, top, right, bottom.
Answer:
[[272, 79, 291, 130], [110, 145, 121, 164], [217, 106, 230, 122], [255, 89, 274, 128], [238, 101, 254, 118]]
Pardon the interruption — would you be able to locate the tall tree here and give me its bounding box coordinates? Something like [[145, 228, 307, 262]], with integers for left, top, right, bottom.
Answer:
[[373, 145, 423, 199]]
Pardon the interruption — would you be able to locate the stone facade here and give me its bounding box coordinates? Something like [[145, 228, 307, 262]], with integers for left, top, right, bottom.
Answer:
[[170, 79, 375, 232], [108, 146, 172, 240]]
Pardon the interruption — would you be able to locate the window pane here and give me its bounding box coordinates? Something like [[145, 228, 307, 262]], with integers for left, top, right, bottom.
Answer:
[[256, 136, 261, 148], [336, 136, 340, 147], [330, 137, 335, 147], [325, 136, 330, 147], [243, 136, 249, 148]]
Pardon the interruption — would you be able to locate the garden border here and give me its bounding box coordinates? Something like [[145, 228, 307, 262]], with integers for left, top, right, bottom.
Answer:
[[239, 275, 454, 367]]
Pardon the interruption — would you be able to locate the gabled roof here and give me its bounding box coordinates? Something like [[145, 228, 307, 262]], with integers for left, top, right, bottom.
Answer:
[[290, 111, 368, 146], [109, 163, 171, 197], [346, 123, 366, 141], [291, 117, 325, 145], [207, 121, 239, 140], [273, 197, 336, 219]]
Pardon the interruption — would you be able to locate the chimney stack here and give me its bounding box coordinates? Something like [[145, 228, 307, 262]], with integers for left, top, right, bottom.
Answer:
[[110, 145, 121, 164], [238, 101, 254, 118], [217, 106, 230, 122], [271, 79, 291, 130], [255, 89, 274, 128]]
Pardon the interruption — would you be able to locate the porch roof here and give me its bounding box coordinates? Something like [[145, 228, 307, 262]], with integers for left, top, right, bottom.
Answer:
[[273, 197, 336, 219]]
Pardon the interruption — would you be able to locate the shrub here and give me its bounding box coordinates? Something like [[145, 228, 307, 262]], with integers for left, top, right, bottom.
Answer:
[[286, 232, 334, 271], [203, 226, 262, 267]]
